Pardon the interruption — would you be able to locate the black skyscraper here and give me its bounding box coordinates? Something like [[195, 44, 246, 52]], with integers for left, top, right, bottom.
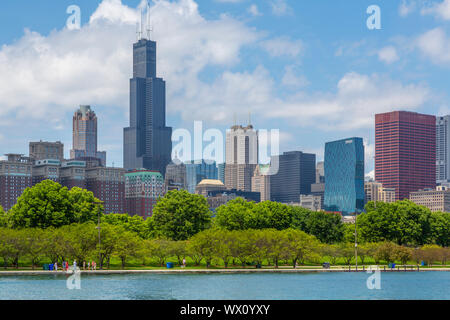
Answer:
[[124, 37, 172, 176], [270, 151, 316, 203]]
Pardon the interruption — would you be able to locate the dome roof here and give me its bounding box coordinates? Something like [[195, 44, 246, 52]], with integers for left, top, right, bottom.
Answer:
[[197, 179, 225, 186]]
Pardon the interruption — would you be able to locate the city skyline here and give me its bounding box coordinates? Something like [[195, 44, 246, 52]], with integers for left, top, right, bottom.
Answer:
[[2, 0, 450, 176]]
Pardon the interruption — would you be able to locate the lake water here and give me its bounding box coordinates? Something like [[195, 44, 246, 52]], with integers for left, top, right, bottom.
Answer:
[[0, 272, 449, 300]]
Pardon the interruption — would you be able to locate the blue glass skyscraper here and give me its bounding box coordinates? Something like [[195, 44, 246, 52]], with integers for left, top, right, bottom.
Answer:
[[324, 137, 365, 215], [123, 36, 172, 176]]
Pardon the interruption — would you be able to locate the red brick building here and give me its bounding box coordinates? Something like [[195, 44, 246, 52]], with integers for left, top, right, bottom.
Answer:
[[375, 111, 436, 201]]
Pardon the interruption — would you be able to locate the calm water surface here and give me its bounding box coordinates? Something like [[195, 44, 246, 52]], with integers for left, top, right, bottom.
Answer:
[[0, 272, 449, 300]]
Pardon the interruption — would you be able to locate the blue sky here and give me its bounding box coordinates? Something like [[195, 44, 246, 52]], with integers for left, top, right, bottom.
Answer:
[[0, 0, 449, 175]]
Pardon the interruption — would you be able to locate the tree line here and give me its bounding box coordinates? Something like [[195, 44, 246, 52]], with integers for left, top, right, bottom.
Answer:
[[1, 226, 449, 270]]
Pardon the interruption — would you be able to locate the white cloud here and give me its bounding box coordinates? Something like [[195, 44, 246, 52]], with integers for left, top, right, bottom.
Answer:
[[282, 65, 309, 88], [260, 36, 303, 58], [415, 27, 450, 64], [270, 0, 291, 16], [421, 0, 450, 20], [0, 0, 260, 123], [399, 0, 417, 17], [248, 4, 262, 16], [266, 72, 430, 131], [378, 46, 399, 64]]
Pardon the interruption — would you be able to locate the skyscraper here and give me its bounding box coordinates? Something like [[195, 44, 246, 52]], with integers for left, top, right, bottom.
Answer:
[[270, 151, 316, 204], [224, 124, 258, 191], [375, 111, 436, 200], [436, 115, 450, 184], [324, 137, 365, 215], [70, 105, 106, 166], [123, 32, 172, 177], [29, 141, 64, 161]]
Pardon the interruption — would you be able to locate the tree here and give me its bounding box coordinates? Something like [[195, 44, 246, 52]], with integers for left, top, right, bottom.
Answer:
[[395, 246, 412, 265], [151, 190, 212, 240], [430, 212, 450, 247], [251, 202, 293, 230], [188, 229, 218, 268], [228, 231, 253, 267], [146, 239, 171, 266], [0, 206, 7, 227], [215, 198, 255, 230], [338, 243, 355, 265], [0, 229, 26, 269], [284, 229, 320, 268], [8, 180, 101, 229], [102, 213, 147, 239], [304, 211, 344, 244], [63, 223, 98, 264], [23, 229, 46, 270], [98, 224, 121, 269], [265, 229, 290, 268], [114, 231, 142, 269], [321, 244, 340, 265], [374, 242, 398, 264], [168, 241, 187, 266], [358, 201, 434, 246], [211, 230, 233, 268]]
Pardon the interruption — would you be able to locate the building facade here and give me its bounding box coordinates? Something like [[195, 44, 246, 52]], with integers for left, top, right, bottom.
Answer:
[[29, 141, 64, 161], [324, 138, 365, 215], [375, 111, 436, 201], [125, 170, 165, 219], [0, 154, 33, 211], [251, 164, 271, 202], [364, 181, 396, 204], [410, 187, 450, 212], [86, 167, 126, 214], [186, 160, 218, 194], [165, 162, 187, 191], [299, 194, 322, 211], [123, 36, 172, 176], [436, 115, 450, 184], [225, 124, 258, 192], [70, 105, 106, 166], [270, 151, 316, 204]]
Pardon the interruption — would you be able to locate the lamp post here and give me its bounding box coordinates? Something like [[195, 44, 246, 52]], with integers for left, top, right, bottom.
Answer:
[[354, 211, 359, 271], [94, 200, 104, 270]]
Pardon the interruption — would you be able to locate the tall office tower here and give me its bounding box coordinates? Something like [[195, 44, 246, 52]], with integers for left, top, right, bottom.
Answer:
[[29, 141, 64, 161], [436, 115, 450, 184], [125, 170, 165, 219], [70, 105, 106, 166], [270, 151, 316, 204], [375, 111, 436, 200], [0, 154, 33, 211], [324, 138, 365, 215], [252, 164, 271, 202], [224, 124, 258, 192], [123, 32, 172, 177]]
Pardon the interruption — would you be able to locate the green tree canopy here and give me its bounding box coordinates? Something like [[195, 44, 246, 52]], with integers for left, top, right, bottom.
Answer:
[[102, 213, 147, 239], [151, 190, 212, 241], [7, 180, 101, 229], [358, 200, 435, 246]]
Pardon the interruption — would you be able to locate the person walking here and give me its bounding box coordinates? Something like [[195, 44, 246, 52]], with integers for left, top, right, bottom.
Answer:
[[73, 260, 77, 272], [87, 261, 90, 270], [83, 261, 86, 270], [182, 258, 186, 268], [54, 262, 58, 271]]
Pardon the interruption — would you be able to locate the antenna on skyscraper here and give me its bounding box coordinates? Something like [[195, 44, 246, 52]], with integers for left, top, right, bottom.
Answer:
[[136, 22, 141, 41], [140, 7, 145, 40], [146, 0, 152, 40], [233, 113, 237, 126], [248, 112, 252, 126]]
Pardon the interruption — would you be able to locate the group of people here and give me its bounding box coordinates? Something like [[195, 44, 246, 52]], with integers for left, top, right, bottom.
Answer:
[[49, 260, 97, 271]]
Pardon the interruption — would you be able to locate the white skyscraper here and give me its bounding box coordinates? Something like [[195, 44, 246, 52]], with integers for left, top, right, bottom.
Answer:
[[225, 123, 259, 191], [436, 116, 450, 184]]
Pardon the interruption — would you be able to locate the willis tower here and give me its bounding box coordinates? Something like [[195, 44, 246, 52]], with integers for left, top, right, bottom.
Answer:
[[124, 8, 172, 177]]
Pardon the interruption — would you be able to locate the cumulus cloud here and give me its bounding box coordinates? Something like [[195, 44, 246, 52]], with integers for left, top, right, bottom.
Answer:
[[266, 72, 430, 131], [248, 4, 263, 16], [260, 36, 303, 58], [0, 0, 260, 123], [282, 66, 309, 88], [378, 46, 399, 64], [399, 0, 417, 17], [270, 0, 291, 16], [421, 0, 450, 20], [415, 27, 450, 64]]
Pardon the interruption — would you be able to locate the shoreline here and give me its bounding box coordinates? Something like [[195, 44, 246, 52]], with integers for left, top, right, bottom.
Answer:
[[1, 267, 450, 276]]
